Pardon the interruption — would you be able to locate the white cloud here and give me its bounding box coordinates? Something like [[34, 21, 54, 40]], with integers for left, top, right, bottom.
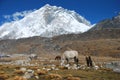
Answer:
[[3, 9, 36, 21], [3, 15, 11, 21]]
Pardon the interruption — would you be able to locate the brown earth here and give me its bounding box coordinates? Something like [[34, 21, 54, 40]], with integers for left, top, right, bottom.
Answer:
[[0, 29, 120, 58]]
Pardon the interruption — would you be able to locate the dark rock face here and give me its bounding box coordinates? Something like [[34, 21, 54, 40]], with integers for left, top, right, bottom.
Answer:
[[91, 14, 120, 30]]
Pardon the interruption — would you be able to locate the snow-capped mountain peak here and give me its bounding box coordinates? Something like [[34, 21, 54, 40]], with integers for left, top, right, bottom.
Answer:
[[0, 4, 91, 39]]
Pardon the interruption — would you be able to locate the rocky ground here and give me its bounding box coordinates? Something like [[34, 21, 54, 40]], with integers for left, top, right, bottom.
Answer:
[[0, 54, 120, 80]]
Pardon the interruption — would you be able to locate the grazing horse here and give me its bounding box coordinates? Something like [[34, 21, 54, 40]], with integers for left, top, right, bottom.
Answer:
[[61, 50, 79, 66], [55, 56, 61, 60], [29, 54, 37, 60]]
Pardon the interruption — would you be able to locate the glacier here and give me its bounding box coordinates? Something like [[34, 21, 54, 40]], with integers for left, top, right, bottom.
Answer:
[[0, 4, 92, 39]]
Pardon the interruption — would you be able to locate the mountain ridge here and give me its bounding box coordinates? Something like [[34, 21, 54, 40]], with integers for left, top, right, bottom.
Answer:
[[0, 4, 91, 40], [90, 14, 120, 30]]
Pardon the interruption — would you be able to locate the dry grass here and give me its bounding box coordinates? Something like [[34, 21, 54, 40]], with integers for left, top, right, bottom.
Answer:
[[14, 76, 27, 80], [36, 69, 48, 75], [45, 73, 62, 80], [14, 70, 24, 75], [0, 64, 120, 80], [67, 77, 81, 80], [0, 55, 120, 80]]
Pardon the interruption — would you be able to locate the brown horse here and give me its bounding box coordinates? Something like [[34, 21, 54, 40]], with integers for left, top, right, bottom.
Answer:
[[55, 56, 61, 60]]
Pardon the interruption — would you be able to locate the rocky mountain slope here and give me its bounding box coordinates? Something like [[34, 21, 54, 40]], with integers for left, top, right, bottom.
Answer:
[[0, 35, 120, 58], [90, 14, 120, 30]]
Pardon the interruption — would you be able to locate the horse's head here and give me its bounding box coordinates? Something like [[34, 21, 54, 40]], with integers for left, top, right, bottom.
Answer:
[[55, 56, 61, 60]]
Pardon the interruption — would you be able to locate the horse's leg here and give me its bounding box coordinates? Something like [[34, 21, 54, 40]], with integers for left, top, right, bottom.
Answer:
[[29, 57, 32, 61], [58, 57, 61, 61], [76, 58, 79, 66], [74, 57, 79, 66], [55, 57, 57, 60], [61, 59, 65, 66], [74, 56, 76, 63], [66, 58, 69, 64]]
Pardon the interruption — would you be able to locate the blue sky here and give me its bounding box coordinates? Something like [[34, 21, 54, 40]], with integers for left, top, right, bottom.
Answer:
[[0, 0, 120, 25]]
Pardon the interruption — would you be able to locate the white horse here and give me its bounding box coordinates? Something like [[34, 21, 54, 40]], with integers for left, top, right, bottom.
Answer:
[[61, 50, 79, 66], [29, 54, 37, 60]]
